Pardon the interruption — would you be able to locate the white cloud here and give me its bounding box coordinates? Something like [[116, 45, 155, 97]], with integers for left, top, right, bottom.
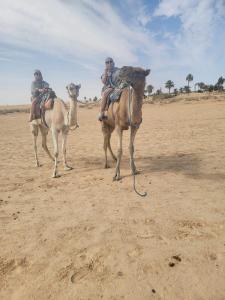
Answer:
[[154, 0, 225, 63], [0, 0, 163, 66], [0, 0, 224, 103]]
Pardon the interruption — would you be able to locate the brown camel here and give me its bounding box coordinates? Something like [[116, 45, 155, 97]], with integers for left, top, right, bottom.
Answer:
[[30, 83, 80, 177], [101, 66, 150, 181]]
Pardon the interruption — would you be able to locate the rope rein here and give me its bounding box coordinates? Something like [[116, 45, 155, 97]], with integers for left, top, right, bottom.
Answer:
[[128, 85, 147, 197]]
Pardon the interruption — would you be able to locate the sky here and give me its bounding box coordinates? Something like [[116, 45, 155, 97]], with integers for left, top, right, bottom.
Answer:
[[0, 0, 225, 104]]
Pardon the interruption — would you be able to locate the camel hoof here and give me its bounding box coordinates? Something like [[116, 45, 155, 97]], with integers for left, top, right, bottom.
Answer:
[[113, 176, 122, 181], [64, 166, 73, 171], [52, 174, 61, 178], [36, 163, 41, 167], [132, 170, 140, 175]]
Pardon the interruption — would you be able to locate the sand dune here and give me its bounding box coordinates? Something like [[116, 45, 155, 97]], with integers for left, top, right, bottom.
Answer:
[[1, 97, 225, 299]]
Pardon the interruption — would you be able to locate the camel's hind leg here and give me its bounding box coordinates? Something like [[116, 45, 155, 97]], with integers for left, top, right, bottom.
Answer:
[[51, 129, 60, 178], [102, 125, 116, 169], [39, 125, 54, 161], [113, 127, 123, 181], [108, 132, 117, 162], [129, 126, 139, 175], [31, 124, 40, 167], [62, 130, 73, 171]]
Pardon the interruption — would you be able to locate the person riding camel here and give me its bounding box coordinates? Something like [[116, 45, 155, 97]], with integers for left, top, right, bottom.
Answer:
[[98, 57, 120, 121], [29, 70, 55, 122]]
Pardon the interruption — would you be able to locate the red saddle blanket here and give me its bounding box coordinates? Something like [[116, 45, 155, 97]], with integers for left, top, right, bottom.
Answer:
[[30, 98, 54, 122]]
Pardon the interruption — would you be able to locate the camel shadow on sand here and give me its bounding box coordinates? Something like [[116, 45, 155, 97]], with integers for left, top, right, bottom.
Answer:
[[72, 152, 225, 182], [124, 152, 225, 182]]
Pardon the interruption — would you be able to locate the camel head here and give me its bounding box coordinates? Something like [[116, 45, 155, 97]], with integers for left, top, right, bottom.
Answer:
[[119, 66, 150, 90], [66, 83, 81, 99]]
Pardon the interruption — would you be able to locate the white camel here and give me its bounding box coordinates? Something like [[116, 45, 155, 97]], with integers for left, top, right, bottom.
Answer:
[[30, 83, 80, 177]]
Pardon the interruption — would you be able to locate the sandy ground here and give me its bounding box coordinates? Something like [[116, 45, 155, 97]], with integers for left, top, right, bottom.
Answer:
[[1, 98, 225, 300]]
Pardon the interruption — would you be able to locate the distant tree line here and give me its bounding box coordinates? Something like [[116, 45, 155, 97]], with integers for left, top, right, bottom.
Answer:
[[145, 74, 225, 96], [80, 74, 225, 102]]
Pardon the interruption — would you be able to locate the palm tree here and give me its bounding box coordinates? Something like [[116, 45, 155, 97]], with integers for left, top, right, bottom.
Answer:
[[156, 88, 162, 95], [146, 84, 154, 96], [184, 86, 190, 93], [199, 82, 206, 91], [194, 82, 200, 91], [165, 80, 174, 94], [186, 74, 193, 90], [216, 76, 225, 91], [207, 85, 214, 92]]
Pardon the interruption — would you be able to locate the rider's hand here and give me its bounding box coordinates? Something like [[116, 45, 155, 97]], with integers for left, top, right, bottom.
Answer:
[[105, 64, 112, 71]]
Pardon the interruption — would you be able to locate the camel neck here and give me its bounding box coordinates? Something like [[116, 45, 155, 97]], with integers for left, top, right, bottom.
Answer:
[[132, 88, 143, 110], [68, 96, 77, 127], [129, 87, 144, 126]]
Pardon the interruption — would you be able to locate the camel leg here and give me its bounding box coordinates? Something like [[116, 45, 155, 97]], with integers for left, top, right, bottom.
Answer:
[[52, 129, 60, 178], [39, 126, 54, 161], [113, 127, 123, 181], [103, 132, 109, 169], [62, 130, 73, 171], [102, 125, 111, 168], [108, 133, 117, 162], [102, 125, 116, 168], [31, 124, 40, 167], [129, 126, 139, 175]]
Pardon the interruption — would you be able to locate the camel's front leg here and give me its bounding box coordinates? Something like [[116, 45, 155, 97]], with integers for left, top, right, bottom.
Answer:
[[113, 127, 123, 181], [103, 133, 109, 169], [62, 130, 73, 171], [31, 124, 40, 167], [39, 126, 54, 161], [129, 126, 139, 175], [52, 129, 60, 178], [102, 125, 110, 168]]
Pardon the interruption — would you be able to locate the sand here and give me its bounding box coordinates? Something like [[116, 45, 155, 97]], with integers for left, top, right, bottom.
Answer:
[[1, 97, 225, 300]]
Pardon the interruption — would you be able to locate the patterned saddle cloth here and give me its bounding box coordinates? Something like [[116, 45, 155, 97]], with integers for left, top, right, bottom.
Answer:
[[30, 89, 56, 123], [107, 82, 130, 105]]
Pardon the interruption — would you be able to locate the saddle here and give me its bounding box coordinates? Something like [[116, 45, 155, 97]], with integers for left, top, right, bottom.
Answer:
[[30, 89, 56, 125], [107, 82, 130, 107], [43, 98, 54, 110]]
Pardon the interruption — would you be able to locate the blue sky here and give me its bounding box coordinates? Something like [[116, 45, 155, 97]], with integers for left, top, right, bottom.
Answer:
[[0, 0, 225, 104]]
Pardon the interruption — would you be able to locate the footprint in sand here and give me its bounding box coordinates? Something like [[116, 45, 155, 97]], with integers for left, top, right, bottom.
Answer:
[[70, 266, 91, 283], [127, 246, 142, 259], [0, 257, 28, 275]]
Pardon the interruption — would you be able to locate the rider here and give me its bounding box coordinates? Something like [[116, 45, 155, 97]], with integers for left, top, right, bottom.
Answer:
[[31, 70, 49, 97], [29, 70, 53, 121], [98, 57, 120, 121]]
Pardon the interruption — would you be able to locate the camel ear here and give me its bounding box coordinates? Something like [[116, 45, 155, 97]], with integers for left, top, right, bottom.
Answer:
[[145, 69, 151, 76], [78, 84, 81, 89], [66, 85, 69, 91]]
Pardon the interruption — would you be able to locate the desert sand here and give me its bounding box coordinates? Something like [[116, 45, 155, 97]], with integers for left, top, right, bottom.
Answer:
[[1, 95, 225, 300]]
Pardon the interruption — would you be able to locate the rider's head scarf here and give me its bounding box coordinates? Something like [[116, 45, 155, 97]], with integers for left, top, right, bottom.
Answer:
[[34, 69, 43, 81], [105, 57, 115, 69]]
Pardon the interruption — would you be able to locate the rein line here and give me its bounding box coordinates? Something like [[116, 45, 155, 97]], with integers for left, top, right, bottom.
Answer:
[[128, 85, 147, 198]]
